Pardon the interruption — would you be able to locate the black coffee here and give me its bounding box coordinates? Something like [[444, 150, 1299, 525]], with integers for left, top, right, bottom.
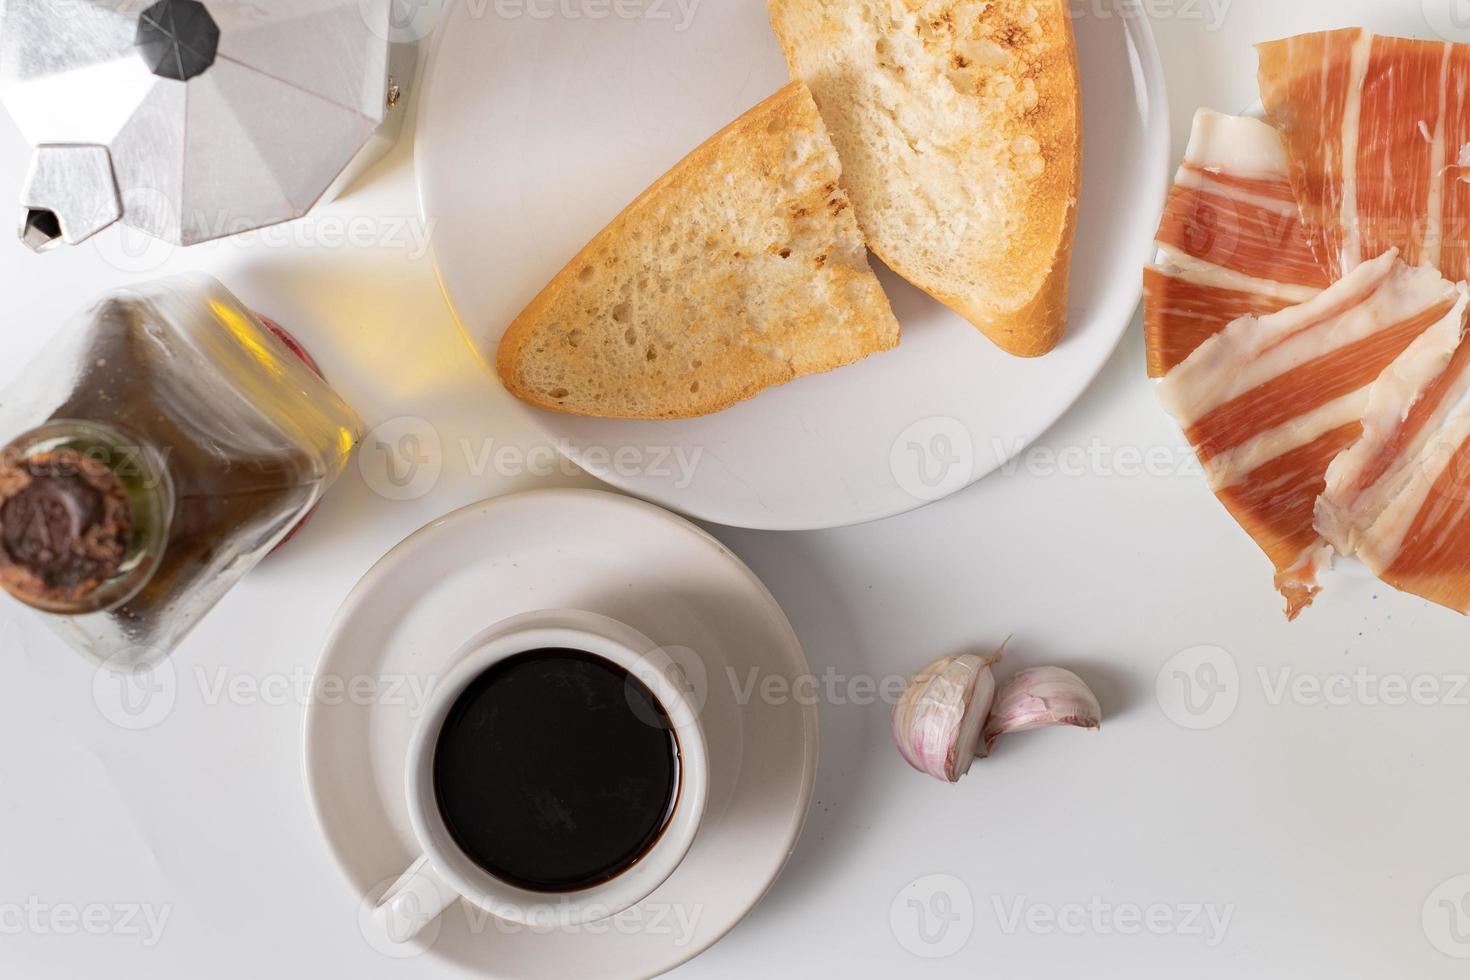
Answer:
[[433, 650, 680, 893]]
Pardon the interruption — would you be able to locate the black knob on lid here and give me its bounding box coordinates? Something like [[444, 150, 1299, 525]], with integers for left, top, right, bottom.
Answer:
[[135, 0, 220, 82]]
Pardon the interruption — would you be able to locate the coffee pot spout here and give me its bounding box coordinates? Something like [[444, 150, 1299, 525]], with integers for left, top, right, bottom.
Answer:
[[18, 145, 122, 252]]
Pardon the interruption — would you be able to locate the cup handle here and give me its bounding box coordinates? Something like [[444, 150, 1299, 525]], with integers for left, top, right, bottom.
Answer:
[[372, 854, 459, 944]]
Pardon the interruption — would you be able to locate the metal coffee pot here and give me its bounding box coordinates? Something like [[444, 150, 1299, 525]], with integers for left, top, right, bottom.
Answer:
[[0, 0, 416, 251]]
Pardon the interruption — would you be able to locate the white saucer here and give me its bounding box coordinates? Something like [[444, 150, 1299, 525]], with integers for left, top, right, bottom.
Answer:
[[416, 0, 1170, 530], [303, 490, 818, 978]]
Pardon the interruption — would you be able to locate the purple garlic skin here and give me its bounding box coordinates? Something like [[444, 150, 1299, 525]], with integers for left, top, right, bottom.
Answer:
[[980, 667, 1102, 757], [892, 653, 1000, 783]]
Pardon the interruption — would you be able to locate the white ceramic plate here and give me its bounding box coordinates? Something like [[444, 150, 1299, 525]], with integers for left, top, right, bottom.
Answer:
[[303, 490, 818, 979], [417, 2, 1170, 530]]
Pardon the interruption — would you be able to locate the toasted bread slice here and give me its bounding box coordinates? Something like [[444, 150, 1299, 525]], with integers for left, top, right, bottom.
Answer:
[[497, 82, 901, 420], [768, 0, 1083, 356]]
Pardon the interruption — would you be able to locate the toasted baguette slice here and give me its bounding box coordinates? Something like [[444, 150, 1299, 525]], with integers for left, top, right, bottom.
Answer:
[[768, 0, 1082, 357], [497, 82, 901, 420]]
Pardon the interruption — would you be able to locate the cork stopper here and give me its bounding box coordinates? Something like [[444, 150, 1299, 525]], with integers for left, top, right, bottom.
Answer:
[[0, 448, 132, 608]]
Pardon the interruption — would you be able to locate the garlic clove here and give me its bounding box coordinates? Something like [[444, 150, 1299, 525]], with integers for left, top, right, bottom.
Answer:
[[980, 667, 1101, 757], [892, 651, 1001, 782]]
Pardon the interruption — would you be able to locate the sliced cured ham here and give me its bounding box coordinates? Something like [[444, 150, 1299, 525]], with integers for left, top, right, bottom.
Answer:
[[1145, 110, 1327, 378], [1158, 251, 1460, 618], [1317, 284, 1470, 612], [1258, 29, 1470, 283]]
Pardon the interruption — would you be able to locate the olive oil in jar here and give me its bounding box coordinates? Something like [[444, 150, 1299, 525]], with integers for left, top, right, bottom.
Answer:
[[0, 275, 363, 666]]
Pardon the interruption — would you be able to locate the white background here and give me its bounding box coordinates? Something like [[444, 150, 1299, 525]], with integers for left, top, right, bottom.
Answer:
[[2, 0, 1470, 977]]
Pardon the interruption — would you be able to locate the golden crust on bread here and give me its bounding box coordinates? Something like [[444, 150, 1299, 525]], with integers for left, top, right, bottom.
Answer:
[[497, 82, 901, 419], [768, 0, 1083, 357]]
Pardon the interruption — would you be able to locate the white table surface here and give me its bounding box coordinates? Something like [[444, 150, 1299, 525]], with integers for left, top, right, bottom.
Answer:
[[3, 1, 1470, 977]]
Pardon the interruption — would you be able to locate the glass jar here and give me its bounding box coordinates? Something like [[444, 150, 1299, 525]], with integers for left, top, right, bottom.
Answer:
[[0, 274, 363, 667]]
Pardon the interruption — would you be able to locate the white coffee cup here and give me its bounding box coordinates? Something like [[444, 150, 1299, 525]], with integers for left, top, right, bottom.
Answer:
[[372, 609, 710, 944]]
